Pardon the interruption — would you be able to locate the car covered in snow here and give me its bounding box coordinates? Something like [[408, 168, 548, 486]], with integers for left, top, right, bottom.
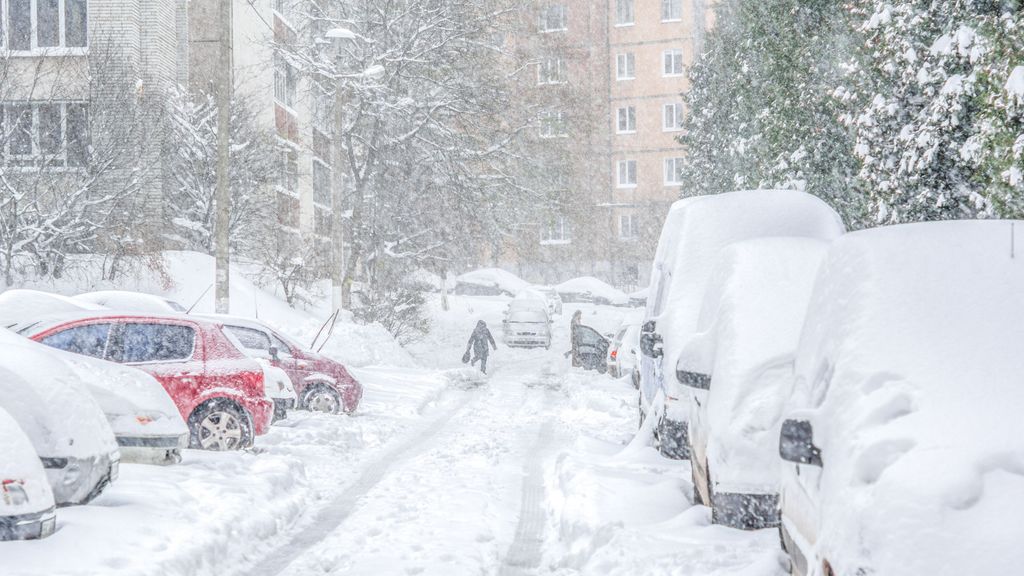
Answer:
[[502, 299, 552, 348], [19, 312, 274, 451], [555, 276, 629, 306], [75, 290, 187, 314], [607, 322, 641, 384], [515, 288, 563, 317], [0, 328, 187, 465], [202, 314, 363, 415], [679, 238, 828, 530], [0, 288, 104, 328], [453, 268, 530, 297], [638, 190, 844, 460], [0, 405, 57, 540], [0, 338, 119, 506], [778, 221, 1024, 576]]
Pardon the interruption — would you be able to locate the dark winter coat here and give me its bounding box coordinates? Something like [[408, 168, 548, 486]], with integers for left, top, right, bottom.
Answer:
[[467, 321, 497, 358]]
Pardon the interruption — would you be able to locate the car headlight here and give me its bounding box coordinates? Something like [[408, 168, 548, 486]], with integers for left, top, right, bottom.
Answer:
[[62, 461, 82, 486], [1, 479, 29, 506]]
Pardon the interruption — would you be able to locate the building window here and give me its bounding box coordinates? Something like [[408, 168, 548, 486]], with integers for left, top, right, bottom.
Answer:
[[616, 106, 636, 134], [537, 56, 566, 85], [274, 53, 297, 108], [4, 0, 87, 52], [661, 0, 683, 21], [314, 205, 332, 238], [617, 159, 637, 188], [663, 102, 684, 131], [538, 4, 567, 32], [278, 149, 298, 192], [663, 49, 685, 76], [313, 158, 332, 207], [540, 216, 570, 244], [616, 53, 635, 80], [664, 157, 684, 185], [539, 110, 567, 138], [1, 102, 88, 168], [615, 0, 634, 25], [277, 191, 300, 230], [619, 214, 638, 239]]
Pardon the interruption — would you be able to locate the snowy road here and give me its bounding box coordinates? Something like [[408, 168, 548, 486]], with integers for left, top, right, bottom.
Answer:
[[3, 298, 787, 576]]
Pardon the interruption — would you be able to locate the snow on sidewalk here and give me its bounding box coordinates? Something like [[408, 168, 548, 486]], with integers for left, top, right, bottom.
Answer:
[[543, 374, 788, 576]]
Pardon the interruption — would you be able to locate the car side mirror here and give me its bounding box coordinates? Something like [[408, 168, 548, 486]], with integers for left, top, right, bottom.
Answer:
[[269, 346, 280, 361], [640, 331, 663, 358], [677, 369, 710, 390], [779, 419, 823, 467]]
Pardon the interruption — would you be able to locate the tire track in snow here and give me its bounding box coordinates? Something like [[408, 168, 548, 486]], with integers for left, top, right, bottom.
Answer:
[[499, 419, 557, 576], [245, 388, 480, 576]]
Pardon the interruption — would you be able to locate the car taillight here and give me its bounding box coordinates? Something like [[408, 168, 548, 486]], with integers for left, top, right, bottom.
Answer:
[[2, 479, 29, 506], [611, 350, 618, 359]]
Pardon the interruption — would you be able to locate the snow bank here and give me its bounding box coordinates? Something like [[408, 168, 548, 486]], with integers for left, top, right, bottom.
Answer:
[[789, 220, 1024, 574], [555, 276, 629, 306]]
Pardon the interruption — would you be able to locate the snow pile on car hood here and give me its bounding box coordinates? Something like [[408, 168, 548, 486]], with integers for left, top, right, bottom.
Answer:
[[792, 220, 1024, 574], [0, 405, 55, 516], [682, 238, 827, 493], [555, 277, 628, 305], [0, 288, 105, 328], [651, 190, 844, 402], [455, 268, 530, 295]]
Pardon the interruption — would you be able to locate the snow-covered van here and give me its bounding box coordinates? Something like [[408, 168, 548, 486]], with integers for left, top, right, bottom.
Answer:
[[778, 221, 1024, 576], [679, 238, 828, 529], [0, 339, 119, 506], [0, 405, 56, 541], [502, 299, 552, 348], [638, 190, 844, 459]]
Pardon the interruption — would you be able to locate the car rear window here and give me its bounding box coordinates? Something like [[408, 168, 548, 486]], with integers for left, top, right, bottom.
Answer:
[[41, 323, 111, 358], [114, 323, 195, 363]]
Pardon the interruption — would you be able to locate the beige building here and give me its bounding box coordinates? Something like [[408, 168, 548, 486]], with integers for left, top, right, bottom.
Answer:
[[506, 0, 713, 289]]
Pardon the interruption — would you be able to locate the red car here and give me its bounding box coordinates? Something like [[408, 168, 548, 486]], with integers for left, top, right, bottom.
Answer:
[[200, 314, 362, 414], [18, 313, 273, 451]]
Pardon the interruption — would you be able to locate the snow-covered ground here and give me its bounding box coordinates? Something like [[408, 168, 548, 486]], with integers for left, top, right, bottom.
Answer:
[[3, 293, 785, 576]]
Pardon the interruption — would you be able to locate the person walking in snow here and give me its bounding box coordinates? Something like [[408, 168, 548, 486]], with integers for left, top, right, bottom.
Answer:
[[464, 320, 498, 374], [569, 310, 582, 368]]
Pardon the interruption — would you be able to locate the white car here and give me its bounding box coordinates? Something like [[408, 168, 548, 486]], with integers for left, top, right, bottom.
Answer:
[[502, 299, 552, 348], [0, 328, 187, 465], [679, 238, 828, 530], [638, 190, 844, 460], [75, 290, 187, 314], [779, 221, 1024, 576], [0, 339, 120, 506], [254, 358, 298, 422], [607, 322, 641, 384], [0, 405, 56, 541], [555, 276, 629, 306], [516, 288, 562, 317]]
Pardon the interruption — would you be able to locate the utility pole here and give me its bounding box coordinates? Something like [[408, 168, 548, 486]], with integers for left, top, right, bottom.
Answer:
[[214, 0, 234, 314], [331, 58, 349, 312]]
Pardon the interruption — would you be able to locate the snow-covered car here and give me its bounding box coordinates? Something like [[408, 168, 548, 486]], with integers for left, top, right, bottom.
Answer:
[[0, 339, 119, 506], [522, 287, 563, 316], [75, 290, 187, 314], [778, 221, 1024, 576], [638, 190, 844, 460], [555, 276, 629, 306], [453, 268, 530, 297], [628, 287, 648, 308], [0, 405, 56, 541], [202, 314, 363, 414], [607, 322, 641, 384], [0, 329, 187, 465], [502, 299, 552, 348], [253, 358, 298, 422], [20, 312, 274, 451], [0, 288, 104, 328], [680, 238, 828, 530]]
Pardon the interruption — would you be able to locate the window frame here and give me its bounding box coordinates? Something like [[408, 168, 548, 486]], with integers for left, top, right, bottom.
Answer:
[[615, 106, 636, 134], [540, 215, 571, 245], [1, 101, 89, 170], [617, 159, 637, 188], [664, 157, 684, 186], [537, 56, 566, 85], [538, 3, 567, 33], [663, 49, 685, 77], [614, 0, 634, 26], [40, 322, 114, 359], [663, 102, 684, 132], [616, 52, 635, 81], [3, 0, 89, 55], [111, 322, 198, 365], [619, 213, 639, 239], [661, 0, 683, 22], [539, 109, 568, 139]]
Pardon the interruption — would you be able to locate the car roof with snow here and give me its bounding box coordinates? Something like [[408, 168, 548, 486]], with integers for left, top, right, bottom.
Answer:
[[554, 276, 628, 303], [75, 290, 187, 314], [0, 289, 106, 329], [791, 220, 1024, 574], [455, 268, 530, 292]]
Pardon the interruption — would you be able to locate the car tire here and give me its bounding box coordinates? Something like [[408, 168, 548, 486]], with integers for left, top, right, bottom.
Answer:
[[303, 384, 343, 415], [188, 399, 252, 451]]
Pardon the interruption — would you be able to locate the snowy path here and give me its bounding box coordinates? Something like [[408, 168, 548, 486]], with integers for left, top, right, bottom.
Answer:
[[499, 421, 556, 575]]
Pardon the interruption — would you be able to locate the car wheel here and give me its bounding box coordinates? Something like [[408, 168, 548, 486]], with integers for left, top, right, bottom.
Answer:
[[304, 384, 343, 414], [189, 400, 251, 451]]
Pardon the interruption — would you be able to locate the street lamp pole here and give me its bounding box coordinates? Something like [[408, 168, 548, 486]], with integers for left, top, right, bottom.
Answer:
[[331, 50, 349, 311]]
